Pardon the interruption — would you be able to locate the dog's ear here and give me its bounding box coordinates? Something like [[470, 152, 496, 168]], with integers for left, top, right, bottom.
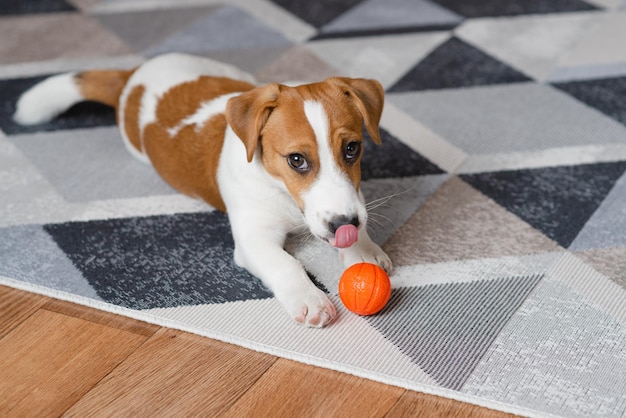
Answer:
[[327, 77, 384, 145], [226, 83, 281, 162]]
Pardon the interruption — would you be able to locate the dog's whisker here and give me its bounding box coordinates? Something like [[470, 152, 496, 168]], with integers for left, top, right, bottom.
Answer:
[[371, 216, 396, 229], [365, 185, 417, 211], [290, 229, 312, 242], [369, 211, 393, 224], [366, 215, 391, 233], [369, 213, 393, 224], [366, 195, 394, 208], [287, 222, 317, 243], [286, 222, 306, 234], [366, 219, 384, 233], [294, 229, 314, 241]]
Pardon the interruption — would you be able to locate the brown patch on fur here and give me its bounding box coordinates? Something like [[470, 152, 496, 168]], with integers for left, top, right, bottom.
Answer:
[[157, 76, 255, 132], [326, 77, 384, 144], [143, 115, 228, 212], [138, 76, 254, 212], [76, 70, 134, 108], [123, 85, 145, 155]]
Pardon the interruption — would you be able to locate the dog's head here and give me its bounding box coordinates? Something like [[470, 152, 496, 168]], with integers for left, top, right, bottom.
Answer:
[[226, 77, 384, 248]]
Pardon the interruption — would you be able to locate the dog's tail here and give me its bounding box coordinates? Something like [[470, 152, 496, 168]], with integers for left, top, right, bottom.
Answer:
[[13, 69, 133, 125]]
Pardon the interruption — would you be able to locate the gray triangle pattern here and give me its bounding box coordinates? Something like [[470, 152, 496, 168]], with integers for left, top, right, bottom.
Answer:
[[368, 274, 543, 390], [3, 2, 626, 417]]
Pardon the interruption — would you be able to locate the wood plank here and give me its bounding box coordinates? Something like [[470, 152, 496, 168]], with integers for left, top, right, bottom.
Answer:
[[385, 390, 517, 418], [222, 358, 405, 417], [0, 309, 147, 416], [0, 285, 48, 338], [43, 298, 159, 337], [64, 328, 277, 416]]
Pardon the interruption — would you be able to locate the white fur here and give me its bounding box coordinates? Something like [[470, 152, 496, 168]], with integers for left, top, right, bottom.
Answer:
[[13, 73, 81, 125]]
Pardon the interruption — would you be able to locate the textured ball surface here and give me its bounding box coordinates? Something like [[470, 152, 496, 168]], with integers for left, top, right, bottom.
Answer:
[[338, 262, 391, 316]]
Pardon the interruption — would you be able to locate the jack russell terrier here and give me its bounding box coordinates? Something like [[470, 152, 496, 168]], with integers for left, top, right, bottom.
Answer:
[[14, 53, 392, 327]]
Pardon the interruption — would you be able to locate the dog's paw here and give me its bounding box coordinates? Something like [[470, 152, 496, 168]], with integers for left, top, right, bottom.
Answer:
[[280, 287, 337, 328], [340, 241, 393, 273], [372, 249, 393, 273]]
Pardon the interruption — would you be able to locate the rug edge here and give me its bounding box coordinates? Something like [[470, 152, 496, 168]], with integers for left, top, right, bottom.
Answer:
[[0, 274, 553, 418]]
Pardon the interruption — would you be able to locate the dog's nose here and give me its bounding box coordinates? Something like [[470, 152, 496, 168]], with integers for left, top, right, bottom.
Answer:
[[328, 215, 360, 234]]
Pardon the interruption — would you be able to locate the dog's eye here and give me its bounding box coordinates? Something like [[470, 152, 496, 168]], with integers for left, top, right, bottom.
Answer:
[[287, 153, 310, 172], [344, 141, 361, 162]]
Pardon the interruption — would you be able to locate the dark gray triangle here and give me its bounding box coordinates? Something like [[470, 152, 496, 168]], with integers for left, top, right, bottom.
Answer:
[[0, 0, 76, 15], [44, 212, 273, 310], [429, 0, 598, 18], [268, 0, 366, 28], [368, 274, 543, 389], [461, 162, 626, 248], [553, 76, 626, 128], [388, 37, 531, 92], [362, 127, 444, 180]]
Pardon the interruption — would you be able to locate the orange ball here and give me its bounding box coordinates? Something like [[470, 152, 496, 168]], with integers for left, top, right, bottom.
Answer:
[[338, 263, 391, 316]]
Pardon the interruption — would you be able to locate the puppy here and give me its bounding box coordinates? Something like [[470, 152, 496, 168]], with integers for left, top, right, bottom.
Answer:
[[14, 53, 392, 327]]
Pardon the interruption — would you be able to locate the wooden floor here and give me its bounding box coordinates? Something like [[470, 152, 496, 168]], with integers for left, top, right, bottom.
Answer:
[[0, 285, 515, 417]]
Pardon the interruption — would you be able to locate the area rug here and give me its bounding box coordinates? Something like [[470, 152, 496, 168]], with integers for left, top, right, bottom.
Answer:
[[2, 1, 626, 416]]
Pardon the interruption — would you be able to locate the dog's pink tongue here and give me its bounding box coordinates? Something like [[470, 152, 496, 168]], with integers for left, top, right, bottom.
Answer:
[[332, 224, 359, 249]]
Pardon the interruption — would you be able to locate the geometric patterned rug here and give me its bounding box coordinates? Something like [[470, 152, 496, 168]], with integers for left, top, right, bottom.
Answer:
[[2, 1, 626, 416]]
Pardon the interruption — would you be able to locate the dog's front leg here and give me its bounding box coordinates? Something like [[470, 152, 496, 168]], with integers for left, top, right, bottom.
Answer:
[[339, 226, 393, 273], [231, 223, 337, 327]]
